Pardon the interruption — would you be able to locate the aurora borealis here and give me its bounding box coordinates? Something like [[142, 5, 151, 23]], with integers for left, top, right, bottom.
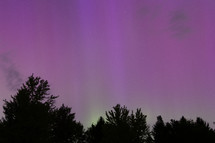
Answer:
[[0, 0, 215, 127]]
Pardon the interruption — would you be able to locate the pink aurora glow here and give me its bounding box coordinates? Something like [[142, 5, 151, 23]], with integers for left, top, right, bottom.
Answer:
[[0, 0, 215, 127]]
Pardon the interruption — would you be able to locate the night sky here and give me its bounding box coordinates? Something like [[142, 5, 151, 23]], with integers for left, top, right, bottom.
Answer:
[[0, 0, 215, 127]]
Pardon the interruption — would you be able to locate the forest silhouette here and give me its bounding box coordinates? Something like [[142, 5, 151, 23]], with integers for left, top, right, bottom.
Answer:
[[0, 75, 214, 143]]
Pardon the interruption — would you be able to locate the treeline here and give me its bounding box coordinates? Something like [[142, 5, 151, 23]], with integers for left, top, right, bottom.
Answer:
[[0, 75, 214, 143]]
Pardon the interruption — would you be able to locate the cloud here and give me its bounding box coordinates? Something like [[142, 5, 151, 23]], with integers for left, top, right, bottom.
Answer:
[[169, 10, 191, 39], [0, 53, 23, 91]]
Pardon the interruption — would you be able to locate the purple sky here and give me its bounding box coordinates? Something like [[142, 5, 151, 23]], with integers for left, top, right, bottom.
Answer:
[[0, 0, 215, 127]]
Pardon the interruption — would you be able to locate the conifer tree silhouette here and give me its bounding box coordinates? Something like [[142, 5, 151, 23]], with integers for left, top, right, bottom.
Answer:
[[0, 75, 56, 143], [85, 117, 105, 143], [0, 75, 84, 143], [51, 104, 85, 143], [152, 116, 215, 143], [86, 104, 151, 143]]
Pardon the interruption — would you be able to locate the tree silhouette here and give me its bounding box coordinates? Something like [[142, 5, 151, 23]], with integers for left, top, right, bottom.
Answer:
[[152, 115, 167, 143], [193, 117, 215, 142], [130, 108, 152, 143], [85, 117, 105, 143], [91, 104, 152, 143], [152, 116, 215, 143], [103, 104, 134, 143], [51, 104, 85, 143], [0, 75, 57, 143], [0, 75, 84, 143]]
